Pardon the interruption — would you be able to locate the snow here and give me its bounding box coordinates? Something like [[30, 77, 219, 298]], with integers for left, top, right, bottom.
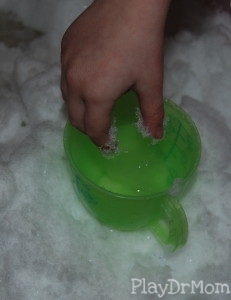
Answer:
[[0, 1, 231, 299]]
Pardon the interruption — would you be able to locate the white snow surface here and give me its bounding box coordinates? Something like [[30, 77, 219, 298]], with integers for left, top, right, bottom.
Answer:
[[0, 1, 231, 299]]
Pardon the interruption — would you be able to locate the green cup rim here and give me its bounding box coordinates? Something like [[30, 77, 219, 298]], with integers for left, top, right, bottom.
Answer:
[[63, 98, 201, 200]]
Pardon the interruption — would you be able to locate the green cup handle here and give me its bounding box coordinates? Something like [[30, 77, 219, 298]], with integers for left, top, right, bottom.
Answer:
[[149, 197, 188, 252]]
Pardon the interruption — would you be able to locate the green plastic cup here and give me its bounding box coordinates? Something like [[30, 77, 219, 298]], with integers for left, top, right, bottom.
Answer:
[[63, 91, 201, 251]]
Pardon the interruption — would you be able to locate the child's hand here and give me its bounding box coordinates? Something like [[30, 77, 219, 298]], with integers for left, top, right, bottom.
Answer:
[[61, 0, 170, 146]]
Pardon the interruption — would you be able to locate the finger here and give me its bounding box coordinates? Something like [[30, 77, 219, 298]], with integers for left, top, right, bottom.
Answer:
[[60, 73, 68, 102], [84, 100, 114, 147], [136, 82, 165, 139], [64, 74, 86, 132], [135, 47, 165, 139], [60, 70, 68, 102], [67, 97, 85, 133]]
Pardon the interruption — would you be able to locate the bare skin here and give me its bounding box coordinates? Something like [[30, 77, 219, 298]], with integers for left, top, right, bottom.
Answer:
[[61, 0, 171, 146]]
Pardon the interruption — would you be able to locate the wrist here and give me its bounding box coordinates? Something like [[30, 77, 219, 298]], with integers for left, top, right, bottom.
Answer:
[[94, 0, 171, 30]]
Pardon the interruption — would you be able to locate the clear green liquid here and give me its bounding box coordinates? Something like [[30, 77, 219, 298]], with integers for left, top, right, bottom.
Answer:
[[97, 150, 170, 196], [74, 122, 177, 196]]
